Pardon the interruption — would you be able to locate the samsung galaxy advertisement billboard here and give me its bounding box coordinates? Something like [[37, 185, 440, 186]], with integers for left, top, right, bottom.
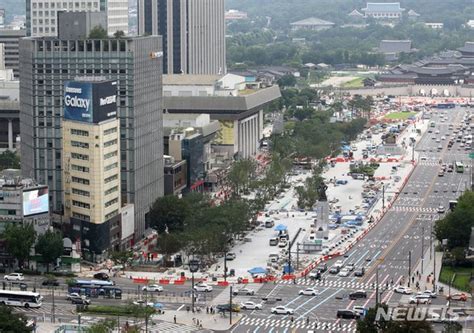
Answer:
[[64, 80, 117, 124], [23, 187, 49, 217]]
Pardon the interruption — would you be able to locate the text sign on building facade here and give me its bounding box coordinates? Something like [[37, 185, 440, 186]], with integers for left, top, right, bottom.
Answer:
[[64, 80, 118, 123]]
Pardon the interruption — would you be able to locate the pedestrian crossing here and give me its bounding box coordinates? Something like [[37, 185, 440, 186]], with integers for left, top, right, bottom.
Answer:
[[13, 306, 74, 316], [238, 316, 356, 332], [148, 321, 200, 333], [391, 205, 438, 213], [276, 278, 375, 290]]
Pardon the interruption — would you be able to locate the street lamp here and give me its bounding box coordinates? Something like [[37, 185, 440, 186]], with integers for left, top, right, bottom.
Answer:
[[189, 258, 200, 313], [381, 182, 385, 210]]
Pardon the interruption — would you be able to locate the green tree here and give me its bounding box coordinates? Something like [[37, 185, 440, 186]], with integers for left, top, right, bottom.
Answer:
[[1, 223, 36, 268], [110, 250, 133, 270], [0, 150, 20, 170], [434, 191, 474, 249], [277, 74, 297, 87], [113, 30, 125, 38], [155, 233, 183, 265], [0, 305, 32, 333], [442, 321, 463, 333], [148, 195, 189, 233], [88, 25, 108, 39], [227, 158, 257, 194], [35, 230, 64, 272]]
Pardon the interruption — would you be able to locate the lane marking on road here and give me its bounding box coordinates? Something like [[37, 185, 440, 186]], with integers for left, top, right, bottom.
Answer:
[[177, 304, 185, 311], [296, 289, 342, 320]]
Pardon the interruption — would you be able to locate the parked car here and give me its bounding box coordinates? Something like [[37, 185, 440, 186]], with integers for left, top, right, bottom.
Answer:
[[349, 290, 367, 300], [437, 205, 446, 214], [240, 301, 262, 310], [337, 309, 360, 319], [329, 267, 340, 274], [299, 288, 318, 296], [269, 238, 279, 246], [308, 270, 321, 280], [264, 220, 275, 228], [409, 295, 431, 304], [132, 299, 154, 307], [42, 278, 60, 287], [233, 288, 255, 296], [216, 303, 240, 313], [345, 263, 355, 271], [338, 268, 350, 277], [278, 239, 288, 248], [419, 290, 437, 298], [334, 260, 344, 268], [226, 253, 236, 260], [354, 267, 365, 277], [447, 293, 468, 301], [66, 292, 81, 300], [194, 283, 213, 292], [93, 272, 110, 281], [271, 306, 294, 315], [142, 284, 163, 292], [71, 296, 91, 305], [3, 273, 24, 281], [393, 286, 412, 294]]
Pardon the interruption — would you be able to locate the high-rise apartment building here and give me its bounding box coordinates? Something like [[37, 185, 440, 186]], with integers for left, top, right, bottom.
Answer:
[[138, 0, 226, 75], [26, 0, 129, 37], [0, 28, 26, 78], [19, 30, 164, 239], [62, 79, 121, 260]]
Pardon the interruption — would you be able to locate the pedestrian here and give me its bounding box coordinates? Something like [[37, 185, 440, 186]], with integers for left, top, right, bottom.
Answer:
[[306, 317, 310, 326], [412, 276, 415, 284], [173, 315, 176, 324], [206, 306, 209, 314], [192, 318, 196, 324], [290, 316, 294, 325]]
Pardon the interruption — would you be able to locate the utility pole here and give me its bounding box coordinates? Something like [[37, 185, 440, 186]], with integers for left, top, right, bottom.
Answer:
[[229, 286, 233, 325], [52, 287, 56, 323], [288, 236, 292, 275], [375, 267, 379, 305], [421, 225, 425, 275], [296, 243, 300, 270], [432, 249, 436, 292], [224, 253, 227, 282], [429, 222, 433, 260], [382, 183, 385, 210], [407, 251, 412, 287]]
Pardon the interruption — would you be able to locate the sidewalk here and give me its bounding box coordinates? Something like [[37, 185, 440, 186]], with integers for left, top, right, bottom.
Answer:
[[154, 308, 241, 332]]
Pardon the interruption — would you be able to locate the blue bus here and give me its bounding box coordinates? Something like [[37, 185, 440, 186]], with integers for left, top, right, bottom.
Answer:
[[436, 103, 455, 109], [68, 280, 121, 299]]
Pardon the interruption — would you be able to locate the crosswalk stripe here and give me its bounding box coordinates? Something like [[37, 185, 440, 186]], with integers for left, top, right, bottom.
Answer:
[[276, 278, 375, 290], [238, 316, 357, 332]]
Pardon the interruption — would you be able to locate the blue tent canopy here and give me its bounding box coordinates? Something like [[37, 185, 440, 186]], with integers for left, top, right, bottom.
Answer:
[[274, 224, 288, 231], [248, 267, 267, 275]]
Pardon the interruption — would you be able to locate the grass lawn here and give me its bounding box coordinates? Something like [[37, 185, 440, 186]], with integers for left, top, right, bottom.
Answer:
[[341, 77, 365, 88], [384, 111, 417, 120], [439, 265, 473, 292]]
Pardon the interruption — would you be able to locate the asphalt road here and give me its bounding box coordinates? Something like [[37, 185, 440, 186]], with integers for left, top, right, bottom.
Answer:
[[231, 107, 473, 332]]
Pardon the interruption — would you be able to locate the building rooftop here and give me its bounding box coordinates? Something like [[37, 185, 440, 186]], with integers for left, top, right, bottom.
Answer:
[[163, 74, 222, 86], [290, 17, 335, 26], [407, 9, 420, 17], [348, 9, 364, 17], [458, 42, 474, 54], [379, 40, 412, 53], [362, 2, 405, 12], [399, 64, 467, 75]]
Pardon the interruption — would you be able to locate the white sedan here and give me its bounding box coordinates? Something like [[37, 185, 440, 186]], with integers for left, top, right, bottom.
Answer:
[[194, 283, 213, 292], [271, 306, 294, 315], [393, 286, 412, 294], [299, 288, 318, 296], [240, 301, 262, 310], [3, 273, 24, 281], [338, 268, 350, 277], [133, 300, 154, 307], [142, 284, 163, 292]]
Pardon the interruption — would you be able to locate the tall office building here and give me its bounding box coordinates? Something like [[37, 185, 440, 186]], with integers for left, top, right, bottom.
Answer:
[[0, 28, 26, 78], [63, 79, 121, 260], [19, 17, 164, 239], [26, 0, 129, 37], [138, 0, 226, 75]]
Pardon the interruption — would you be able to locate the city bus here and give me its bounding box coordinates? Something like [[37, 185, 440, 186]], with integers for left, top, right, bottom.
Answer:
[[0, 290, 43, 308], [455, 162, 464, 173], [68, 280, 121, 299]]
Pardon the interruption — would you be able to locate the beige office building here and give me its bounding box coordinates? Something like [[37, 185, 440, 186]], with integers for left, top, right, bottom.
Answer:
[[138, 0, 225, 75], [62, 79, 121, 260]]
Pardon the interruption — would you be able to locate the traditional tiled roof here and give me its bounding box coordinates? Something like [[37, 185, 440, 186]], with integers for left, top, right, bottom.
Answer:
[[407, 9, 420, 17], [348, 9, 364, 17], [401, 64, 467, 75], [378, 40, 412, 53], [290, 17, 335, 26], [458, 42, 474, 53], [362, 2, 405, 13]]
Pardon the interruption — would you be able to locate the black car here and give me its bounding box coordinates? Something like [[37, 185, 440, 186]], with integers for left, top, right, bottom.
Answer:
[[42, 279, 60, 287], [337, 309, 360, 319], [349, 291, 367, 300], [70, 296, 91, 305], [93, 272, 109, 280], [354, 267, 365, 277]]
